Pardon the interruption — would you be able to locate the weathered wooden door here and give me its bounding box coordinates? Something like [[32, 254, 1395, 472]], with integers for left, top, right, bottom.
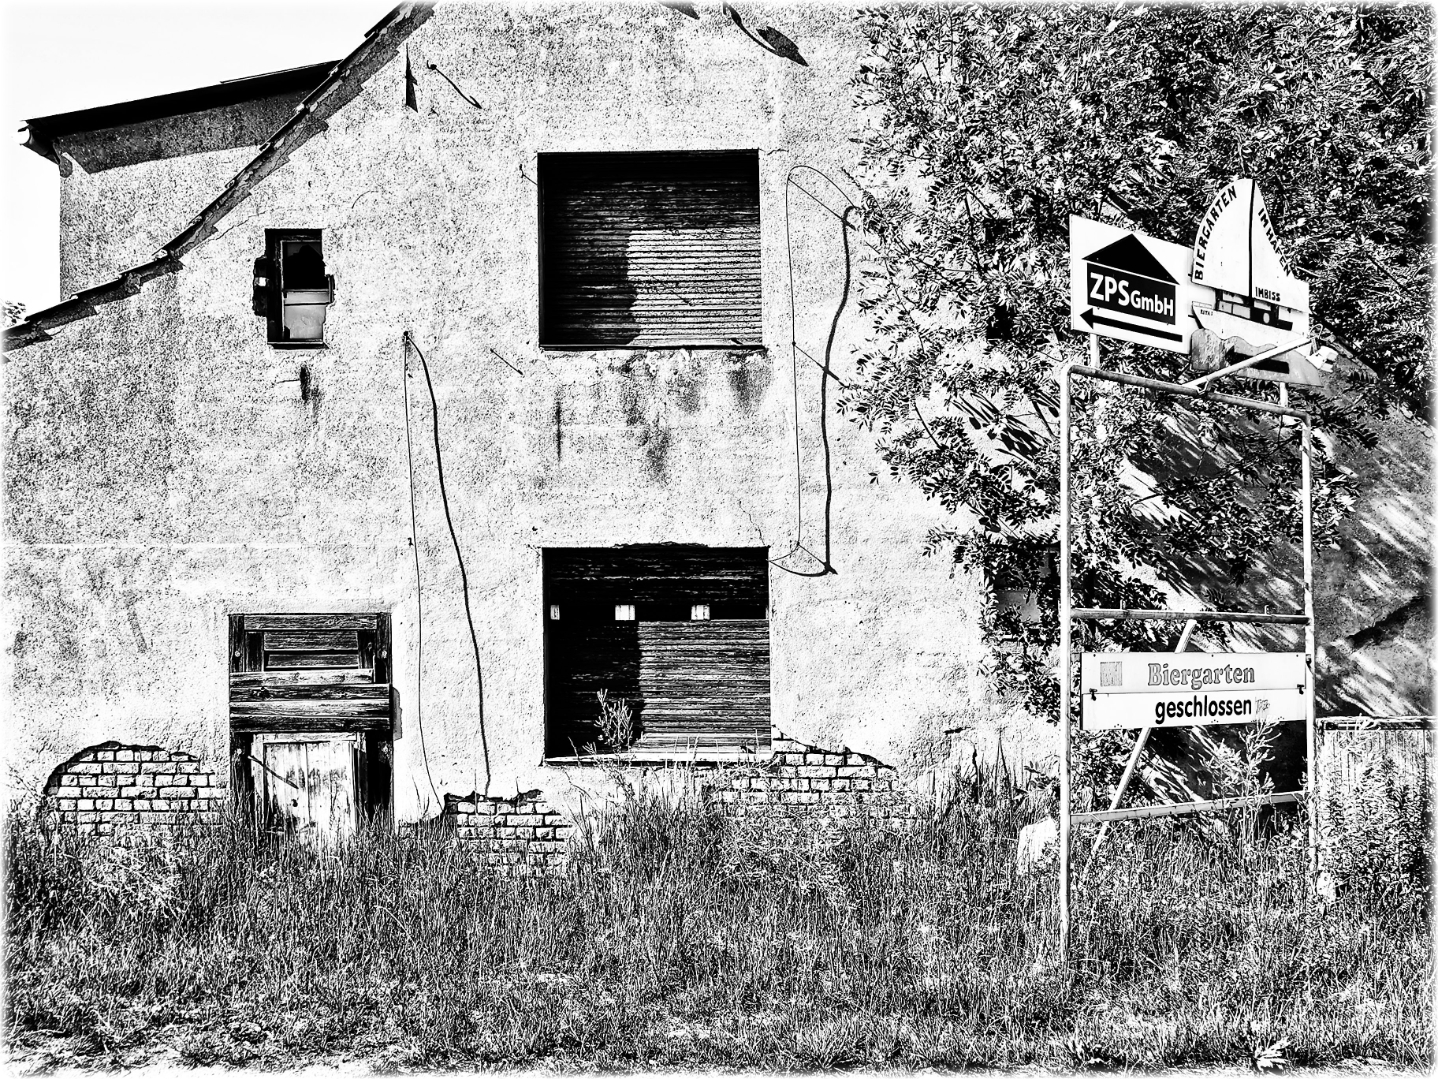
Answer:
[[255, 734, 361, 840], [229, 613, 393, 838]]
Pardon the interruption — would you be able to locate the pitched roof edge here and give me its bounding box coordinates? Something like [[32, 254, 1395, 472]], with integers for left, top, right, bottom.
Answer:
[[3, 1, 435, 354], [21, 61, 339, 151]]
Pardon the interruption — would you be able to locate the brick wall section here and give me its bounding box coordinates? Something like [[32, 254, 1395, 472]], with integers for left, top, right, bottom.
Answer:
[[704, 730, 924, 825], [442, 789, 573, 873], [442, 733, 919, 872], [41, 740, 222, 841]]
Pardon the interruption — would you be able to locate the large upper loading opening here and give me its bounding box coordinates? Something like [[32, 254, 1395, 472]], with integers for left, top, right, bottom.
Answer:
[[539, 151, 762, 349]]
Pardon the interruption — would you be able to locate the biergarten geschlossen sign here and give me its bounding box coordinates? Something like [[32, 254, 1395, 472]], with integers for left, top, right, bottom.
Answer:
[[1079, 651, 1309, 731]]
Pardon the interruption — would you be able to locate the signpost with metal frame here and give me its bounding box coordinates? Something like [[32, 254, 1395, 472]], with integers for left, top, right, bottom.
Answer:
[[1057, 182, 1326, 960], [1055, 354, 1319, 960]]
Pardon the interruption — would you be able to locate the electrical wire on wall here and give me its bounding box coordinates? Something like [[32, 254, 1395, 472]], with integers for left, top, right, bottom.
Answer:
[[400, 334, 442, 810], [402, 330, 492, 801], [771, 163, 859, 578]]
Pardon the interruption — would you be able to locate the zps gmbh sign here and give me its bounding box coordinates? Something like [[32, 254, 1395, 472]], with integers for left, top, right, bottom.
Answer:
[[1086, 235, 1176, 324], [1069, 216, 1205, 355], [1079, 651, 1308, 731]]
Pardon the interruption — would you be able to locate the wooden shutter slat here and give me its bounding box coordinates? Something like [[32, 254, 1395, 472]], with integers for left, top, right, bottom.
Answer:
[[244, 613, 377, 631], [266, 652, 363, 670], [231, 698, 391, 721], [263, 631, 360, 652], [230, 683, 390, 702], [233, 713, 391, 735], [231, 670, 375, 687]]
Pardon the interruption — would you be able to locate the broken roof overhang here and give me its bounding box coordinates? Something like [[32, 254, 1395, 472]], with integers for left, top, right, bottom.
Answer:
[[4, 2, 434, 352], [19, 61, 340, 165]]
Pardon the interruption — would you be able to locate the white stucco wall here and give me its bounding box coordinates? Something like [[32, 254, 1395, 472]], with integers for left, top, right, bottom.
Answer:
[[5, 3, 1018, 818]]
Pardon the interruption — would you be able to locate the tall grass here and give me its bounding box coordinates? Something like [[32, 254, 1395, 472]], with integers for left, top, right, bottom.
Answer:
[[4, 766, 1431, 1071]]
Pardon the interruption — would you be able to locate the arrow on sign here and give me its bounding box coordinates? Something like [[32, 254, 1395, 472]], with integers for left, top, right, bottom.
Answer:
[[1080, 308, 1183, 343]]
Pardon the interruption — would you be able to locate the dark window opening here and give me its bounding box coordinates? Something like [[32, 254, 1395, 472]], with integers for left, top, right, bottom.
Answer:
[[538, 151, 762, 349], [228, 612, 391, 836], [991, 544, 1056, 636], [985, 301, 1015, 342], [544, 546, 770, 758], [253, 229, 335, 347]]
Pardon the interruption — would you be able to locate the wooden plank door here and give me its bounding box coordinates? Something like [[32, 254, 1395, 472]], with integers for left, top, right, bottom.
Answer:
[[229, 613, 392, 828], [256, 734, 360, 841]]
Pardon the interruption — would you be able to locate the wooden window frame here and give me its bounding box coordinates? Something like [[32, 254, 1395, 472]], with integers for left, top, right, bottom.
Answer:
[[253, 229, 334, 350], [542, 546, 771, 763]]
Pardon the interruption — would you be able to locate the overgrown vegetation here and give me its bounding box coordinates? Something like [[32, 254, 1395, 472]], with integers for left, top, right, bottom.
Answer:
[[594, 688, 637, 753], [6, 768, 1430, 1071], [844, 3, 1433, 718], [1326, 754, 1432, 902]]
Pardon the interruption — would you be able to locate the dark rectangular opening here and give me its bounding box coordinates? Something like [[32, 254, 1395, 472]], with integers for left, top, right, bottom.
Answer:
[[544, 546, 770, 757], [538, 151, 762, 349], [255, 229, 334, 348]]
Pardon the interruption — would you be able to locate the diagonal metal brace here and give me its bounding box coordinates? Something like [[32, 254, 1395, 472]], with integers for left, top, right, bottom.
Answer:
[[1075, 790, 1303, 825], [1184, 337, 1311, 391], [1079, 618, 1197, 884]]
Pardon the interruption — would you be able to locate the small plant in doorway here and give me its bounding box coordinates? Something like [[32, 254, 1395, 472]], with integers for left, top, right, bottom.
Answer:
[[594, 688, 635, 753]]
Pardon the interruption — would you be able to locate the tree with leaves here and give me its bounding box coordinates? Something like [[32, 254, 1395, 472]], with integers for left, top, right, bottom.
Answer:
[[842, 4, 1432, 725]]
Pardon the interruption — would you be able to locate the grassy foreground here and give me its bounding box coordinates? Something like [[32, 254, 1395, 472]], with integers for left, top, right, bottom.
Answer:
[[4, 773, 1431, 1072]]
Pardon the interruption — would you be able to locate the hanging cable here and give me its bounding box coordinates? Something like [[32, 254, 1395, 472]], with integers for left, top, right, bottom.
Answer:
[[772, 164, 858, 577], [811, 204, 858, 573], [400, 334, 442, 809], [403, 330, 492, 798], [781, 169, 806, 565], [426, 61, 483, 111]]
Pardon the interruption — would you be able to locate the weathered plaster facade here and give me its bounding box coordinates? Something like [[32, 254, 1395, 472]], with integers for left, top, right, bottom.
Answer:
[[53, 85, 319, 297], [4, 2, 1430, 830], [5, 3, 1002, 825]]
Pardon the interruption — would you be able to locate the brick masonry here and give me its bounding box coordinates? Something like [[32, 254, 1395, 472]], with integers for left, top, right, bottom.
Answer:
[[440, 733, 921, 872], [36, 731, 918, 854], [40, 740, 222, 841], [702, 730, 924, 825], [441, 788, 573, 873]]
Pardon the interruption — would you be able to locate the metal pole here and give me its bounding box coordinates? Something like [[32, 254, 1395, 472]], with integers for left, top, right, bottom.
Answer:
[[1057, 344, 1085, 960], [1081, 618, 1198, 881], [1075, 789, 1303, 824], [1072, 608, 1308, 625], [1301, 416, 1318, 886], [1071, 365, 1305, 419]]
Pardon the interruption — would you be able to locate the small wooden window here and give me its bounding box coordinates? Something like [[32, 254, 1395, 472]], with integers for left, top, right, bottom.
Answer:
[[253, 229, 335, 347], [544, 546, 770, 758], [228, 612, 391, 834], [539, 151, 761, 349]]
